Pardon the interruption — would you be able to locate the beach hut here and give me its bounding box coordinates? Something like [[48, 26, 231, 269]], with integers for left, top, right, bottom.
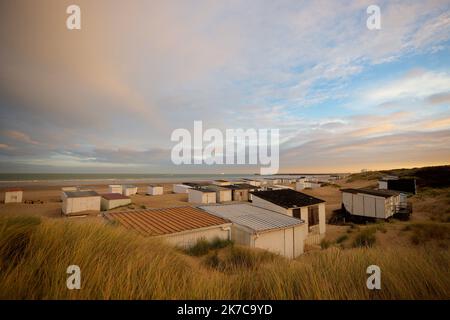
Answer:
[[270, 185, 294, 190], [200, 203, 307, 258], [251, 189, 326, 245], [188, 188, 217, 204], [105, 207, 231, 248], [266, 178, 282, 185], [212, 179, 232, 186], [242, 178, 262, 187], [62, 191, 101, 215], [378, 177, 416, 194], [122, 185, 137, 196], [4, 188, 23, 203], [100, 193, 131, 210], [204, 185, 232, 203], [223, 183, 256, 202], [61, 187, 78, 201], [295, 180, 321, 191], [147, 184, 164, 196], [341, 188, 406, 219], [108, 185, 123, 194], [173, 184, 192, 194]]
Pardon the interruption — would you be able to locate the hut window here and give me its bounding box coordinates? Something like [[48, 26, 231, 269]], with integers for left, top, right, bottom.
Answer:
[[308, 206, 319, 226], [292, 208, 301, 219]]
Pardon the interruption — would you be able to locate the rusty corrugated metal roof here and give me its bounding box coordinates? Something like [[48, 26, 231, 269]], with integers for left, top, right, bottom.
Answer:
[[105, 206, 230, 236]]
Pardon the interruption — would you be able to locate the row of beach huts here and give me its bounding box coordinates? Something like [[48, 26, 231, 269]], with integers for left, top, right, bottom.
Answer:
[[2, 174, 414, 258]]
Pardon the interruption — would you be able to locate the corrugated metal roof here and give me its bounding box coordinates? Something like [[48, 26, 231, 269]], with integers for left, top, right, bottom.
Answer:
[[65, 190, 99, 198], [199, 203, 304, 233], [105, 206, 230, 236]]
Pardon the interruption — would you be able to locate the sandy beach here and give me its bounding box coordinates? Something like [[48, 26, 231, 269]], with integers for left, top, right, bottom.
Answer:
[[0, 176, 439, 251], [0, 182, 187, 218], [0, 178, 373, 220]]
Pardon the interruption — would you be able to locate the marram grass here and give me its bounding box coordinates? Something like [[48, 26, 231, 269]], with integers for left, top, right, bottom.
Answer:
[[0, 215, 449, 299]]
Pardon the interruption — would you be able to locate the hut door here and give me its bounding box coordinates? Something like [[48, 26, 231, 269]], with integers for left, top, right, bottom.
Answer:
[[308, 206, 319, 228]]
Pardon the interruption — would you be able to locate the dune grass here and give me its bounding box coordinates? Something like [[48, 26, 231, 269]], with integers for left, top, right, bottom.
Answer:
[[406, 222, 450, 247], [0, 215, 449, 299]]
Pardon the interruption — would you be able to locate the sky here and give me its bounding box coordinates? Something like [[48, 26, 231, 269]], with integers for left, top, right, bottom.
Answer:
[[0, 0, 450, 174]]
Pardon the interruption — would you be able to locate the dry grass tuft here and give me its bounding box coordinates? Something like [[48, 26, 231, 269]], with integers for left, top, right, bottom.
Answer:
[[0, 215, 449, 299]]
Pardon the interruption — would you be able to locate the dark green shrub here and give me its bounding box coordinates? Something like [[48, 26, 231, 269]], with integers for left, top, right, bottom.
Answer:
[[353, 229, 376, 247], [320, 239, 331, 249], [336, 235, 348, 244]]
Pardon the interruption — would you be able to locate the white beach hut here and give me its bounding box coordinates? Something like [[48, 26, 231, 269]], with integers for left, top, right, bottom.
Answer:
[[200, 203, 307, 258], [122, 185, 138, 196], [147, 184, 164, 196], [341, 188, 404, 219], [105, 207, 231, 249], [61, 187, 79, 201], [251, 189, 326, 245], [108, 185, 123, 194], [62, 190, 101, 215], [4, 188, 23, 203], [204, 185, 232, 203], [188, 188, 217, 204], [101, 193, 131, 210], [173, 184, 192, 194]]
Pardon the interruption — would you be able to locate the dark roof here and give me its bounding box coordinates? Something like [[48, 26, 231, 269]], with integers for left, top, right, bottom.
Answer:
[[224, 183, 256, 190], [101, 193, 130, 200], [340, 188, 400, 198], [6, 188, 23, 192], [214, 179, 229, 182], [148, 184, 163, 187], [65, 190, 99, 198], [203, 185, 229, 191], [191, 187, 217, 193], [251, 189, 325, 208], [105, 207, 230, 236], [386, 179, 416, 194], [182, 182, 210, 187]]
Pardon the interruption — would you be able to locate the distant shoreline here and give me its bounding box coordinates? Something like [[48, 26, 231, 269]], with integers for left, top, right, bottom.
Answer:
[[0, 173, 344, 188]]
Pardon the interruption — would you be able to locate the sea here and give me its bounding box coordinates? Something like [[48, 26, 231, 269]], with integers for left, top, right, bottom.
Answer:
[[0, 172, 332, 188]]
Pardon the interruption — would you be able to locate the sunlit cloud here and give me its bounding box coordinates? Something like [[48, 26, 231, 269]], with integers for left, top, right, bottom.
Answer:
[[0, 0, 449, 173]]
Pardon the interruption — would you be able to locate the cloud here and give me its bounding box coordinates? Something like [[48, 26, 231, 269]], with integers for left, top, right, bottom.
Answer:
[[1, 0, 450, 172], [3, 130, 40, 145], [427, 92, 450, 105], [424, 117, 450, 129], [364, 70, 450, 103]]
